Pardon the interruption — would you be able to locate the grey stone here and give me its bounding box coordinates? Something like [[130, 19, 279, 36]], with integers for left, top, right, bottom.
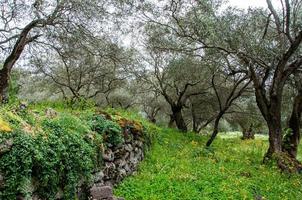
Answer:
[[134, 141, 143, 148], [103, 162, 116, 180], [0, 139, 13, 155], [113, 147, 127, 159], [104, 181, 113, 187], [114, 159, 127, 168], [45, 108, 57, 118], [124, 164, 131, 173], [123, 152, 130, 160], [115, 197, 125, 200], [254, 195, 264, 200], [103, 149, 114, 162], [116, 169, 127, 182], [119, 168, 127, 176], [129, 152, 138, 165], [94, 171, 104, 183], [19, 102, 27, 110], [112, 197, 125, 200], [124, 144, 133, 152], [137, 149, 143, 160], [90, 185, 113, 200]]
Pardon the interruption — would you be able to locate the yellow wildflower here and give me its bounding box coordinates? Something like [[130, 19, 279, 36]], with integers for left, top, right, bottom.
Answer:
[[0, 118, 12, 132]]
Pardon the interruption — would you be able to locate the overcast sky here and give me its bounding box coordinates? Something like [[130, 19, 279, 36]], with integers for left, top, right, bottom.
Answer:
[[227, 0, 281, 9], [228, 0, 267, 8]]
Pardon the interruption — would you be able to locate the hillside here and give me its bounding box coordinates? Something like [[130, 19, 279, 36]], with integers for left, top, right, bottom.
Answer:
[[1, 104, 302, 199], [0, 104, 155, 199]]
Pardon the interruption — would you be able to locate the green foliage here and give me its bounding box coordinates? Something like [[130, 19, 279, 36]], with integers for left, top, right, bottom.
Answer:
[[0, 130, 34, 199], [0, 109, 117, 199], [67, 97, 96, 111], [28, 100, 96, 112], [8, 71, 21, 104], [37, 117, 97, 199], [282, 128, 294, 151], [88, 115, 124, 147], [115, 129, 302, 200], [105, 108, 159, 141]]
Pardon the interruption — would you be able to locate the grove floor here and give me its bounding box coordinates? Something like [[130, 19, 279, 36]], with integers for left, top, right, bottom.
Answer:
[[114, 129, 302, 200]]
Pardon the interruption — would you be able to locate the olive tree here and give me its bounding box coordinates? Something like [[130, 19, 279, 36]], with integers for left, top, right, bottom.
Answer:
[[138, 50, 211, 132], [0, 0, 126, 103], [150, 0, 302, 170], [29, 29, 131, 103]]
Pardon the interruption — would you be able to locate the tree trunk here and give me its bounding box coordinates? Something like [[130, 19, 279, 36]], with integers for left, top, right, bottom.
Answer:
[[0, 68, 10, 103], [0, 44, 24, 103], [263, 95, 283, 160], [282, 91, 302, 157], [193, 122, 198, 133], [148, 116, 156, 124], [168, 114, 175, 128], [171, 106, 187, 132], [191, 105, 198, 132], [253, 91, 302, 171], [0, 20, 43, 103], [206, 114, 222, 147], [253, 84, 283, 160], [241, 124, 255, 140]]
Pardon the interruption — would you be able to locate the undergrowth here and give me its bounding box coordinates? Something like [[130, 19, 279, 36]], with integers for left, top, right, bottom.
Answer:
[[115, 129, 302, 200], [1, 102, 302, 199], [0, 103, 151, 199]]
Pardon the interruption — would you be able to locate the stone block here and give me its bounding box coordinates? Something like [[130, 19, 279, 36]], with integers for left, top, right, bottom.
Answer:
[[103, 149, 114, 162], [90, 185, 113, 200]]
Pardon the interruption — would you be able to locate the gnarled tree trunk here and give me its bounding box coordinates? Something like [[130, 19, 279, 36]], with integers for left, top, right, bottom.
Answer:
[[0, 68, 10, 103], [168, 114, 175, 128], [282, 90, 302, 158], [265, 116, 283, 159], [256, 92, 283, 160], [171, 106, 187, 132], [0, 20, 43, 103], [241, 123, 255, 140], [206, 113, 223, 147]]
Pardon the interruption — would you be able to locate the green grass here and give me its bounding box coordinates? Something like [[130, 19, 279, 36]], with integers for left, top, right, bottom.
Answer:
[[115, 129, 302, 200], [1, 103, 301, 199]]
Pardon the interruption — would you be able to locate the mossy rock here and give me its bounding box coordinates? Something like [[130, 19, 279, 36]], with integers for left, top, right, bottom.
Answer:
[[268, 152, 302, 173], [117, 118, 143, 135]]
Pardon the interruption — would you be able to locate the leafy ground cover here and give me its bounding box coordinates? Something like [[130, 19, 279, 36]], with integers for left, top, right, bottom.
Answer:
[[1, 103, 301, 200], [0, 103, 152, 199], [115, 128, 302, 200]]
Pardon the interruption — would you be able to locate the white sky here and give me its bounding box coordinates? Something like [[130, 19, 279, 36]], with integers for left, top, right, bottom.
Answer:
[[227, 0, 281, 9]]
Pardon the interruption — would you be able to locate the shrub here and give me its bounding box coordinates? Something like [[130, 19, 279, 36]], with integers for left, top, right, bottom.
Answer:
[[88, 115, 124, 147], [0, 114, 103, 199], [0, 130, 35, 199]]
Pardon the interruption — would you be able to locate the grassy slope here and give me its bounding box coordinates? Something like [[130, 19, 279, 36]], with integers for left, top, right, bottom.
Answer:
[[0, 104, 155, 199], [1, 104, 301, 199], [115, 128, 302, 200]]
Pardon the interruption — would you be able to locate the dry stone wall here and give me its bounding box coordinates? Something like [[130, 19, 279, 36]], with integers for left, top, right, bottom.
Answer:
[[0, 111, 150, 200], [88, 120, 147, 200]]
